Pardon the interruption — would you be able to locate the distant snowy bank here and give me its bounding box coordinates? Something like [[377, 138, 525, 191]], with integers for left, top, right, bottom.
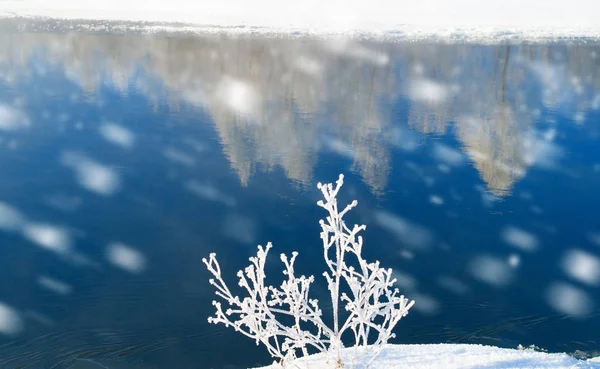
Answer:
[[1, 0, 600, 40], [254, 344, 600, 369]]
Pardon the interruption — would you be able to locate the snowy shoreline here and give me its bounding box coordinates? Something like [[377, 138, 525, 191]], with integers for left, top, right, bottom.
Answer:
[[2, 17, 600, 44], [253, 344, 600, 369], [2, 0, 600, 41]]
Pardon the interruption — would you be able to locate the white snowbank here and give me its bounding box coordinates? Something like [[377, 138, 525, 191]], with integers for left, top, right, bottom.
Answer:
[[254, 344, 600, 369], [1, 0, 600, 39]]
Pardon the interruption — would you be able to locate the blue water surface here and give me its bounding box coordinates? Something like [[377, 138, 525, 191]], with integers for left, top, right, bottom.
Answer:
[[0, 32, 599, 368]]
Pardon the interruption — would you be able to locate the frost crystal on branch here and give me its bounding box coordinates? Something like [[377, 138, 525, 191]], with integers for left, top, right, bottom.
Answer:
[[203, 174, 415, 368]]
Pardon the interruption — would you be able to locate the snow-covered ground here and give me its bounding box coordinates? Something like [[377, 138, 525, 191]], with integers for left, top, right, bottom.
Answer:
[[1, 0, 600, 39], [255, 344, 600, 369]]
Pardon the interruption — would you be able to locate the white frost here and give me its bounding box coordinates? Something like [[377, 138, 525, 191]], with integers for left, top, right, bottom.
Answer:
[[204, 174, 414, 365]]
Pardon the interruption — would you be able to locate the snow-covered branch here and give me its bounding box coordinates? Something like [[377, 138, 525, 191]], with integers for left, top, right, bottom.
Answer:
[[203, 174, 414, 368]]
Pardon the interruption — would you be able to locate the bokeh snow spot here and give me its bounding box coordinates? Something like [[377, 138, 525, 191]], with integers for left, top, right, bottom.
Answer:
[[469, 255, 514, 287], [389, 126, 421, 152], [374, 210, 433, 250], [432, 143, 464, 167], [183, 138, 208, 153], [508, 254, 521, 268], [99, 123, 135, 148], [592, 93, 600, 110], [410, 293, 440, 315], [409, 78, 451, 105], [38, 276, 72, 295], [530, 206, 543, 215], [163, 147, 196, 167], [323, 137, 354, 159], [392, 272, 417, 291], [222, 213, 257, 245], [0, 104, 30, 131], [562, 249, 600, 286], [546, 282, 593, 317], [437, 276, 470, 295], [437, 164, 451, 174], [217, 77, 260, 117], [523, 132, 563, 170], [185, 180, 236, 207], [0, 202, 26, 232], [0, 303, 23, 335], [588, 233, 600, 247], [399, 250, 414, 260], [43, 194, 83, 213], [107, 242, 146, 274], [61, 152, 121, 196], [22, 223, 72, 254], [294, 56, 323, 77], [429, 195, 444, 206], [501, 226, 539, 252]]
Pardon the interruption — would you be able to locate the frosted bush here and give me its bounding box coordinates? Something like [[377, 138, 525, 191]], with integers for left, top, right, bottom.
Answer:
[[203, 174, 414, 368]]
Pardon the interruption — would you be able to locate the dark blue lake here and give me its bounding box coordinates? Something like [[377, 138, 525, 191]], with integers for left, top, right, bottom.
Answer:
[[0, 30, 599, 368]]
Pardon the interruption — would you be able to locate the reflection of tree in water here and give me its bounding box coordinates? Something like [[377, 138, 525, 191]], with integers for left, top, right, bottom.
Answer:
[[454, 46, 528, 195], [399, 44, 597, 194], [0, 34, 599, 195], [0, 33, 397, 193]]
